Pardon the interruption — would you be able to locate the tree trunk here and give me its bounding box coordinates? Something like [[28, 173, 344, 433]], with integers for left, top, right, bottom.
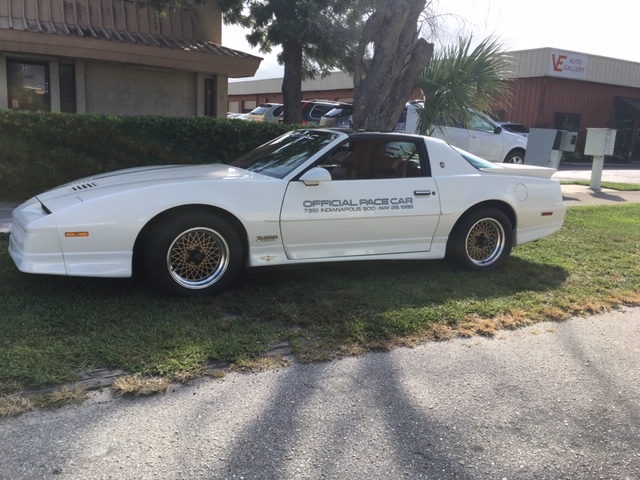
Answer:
[[281, 40, 304, 124], [353, 0, 433, 131]]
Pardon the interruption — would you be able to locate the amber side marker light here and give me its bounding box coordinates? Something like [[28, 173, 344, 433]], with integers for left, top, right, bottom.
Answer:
[[65, 232, 89, 237]]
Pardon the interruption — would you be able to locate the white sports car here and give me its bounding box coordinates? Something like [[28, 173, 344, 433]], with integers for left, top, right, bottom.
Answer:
[[9, 129, 566, 296]]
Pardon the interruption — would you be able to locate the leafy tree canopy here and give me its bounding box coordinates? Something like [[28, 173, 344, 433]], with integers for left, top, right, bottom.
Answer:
[[149, 0, 372, 123]]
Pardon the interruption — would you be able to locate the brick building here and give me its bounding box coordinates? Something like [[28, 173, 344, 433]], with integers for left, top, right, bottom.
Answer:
[[229, 48, 640, 157]]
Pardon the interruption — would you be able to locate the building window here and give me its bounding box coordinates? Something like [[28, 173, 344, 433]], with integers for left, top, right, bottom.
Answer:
[[553, 112, 581, 131], [59, 64, 77, 113], [228, 101, 240, 114], [204, 77, 217, 116], [7, 59, 50, 111]]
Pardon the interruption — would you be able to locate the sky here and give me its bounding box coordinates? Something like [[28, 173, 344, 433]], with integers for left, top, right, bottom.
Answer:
[[222, 0, 637, 81]]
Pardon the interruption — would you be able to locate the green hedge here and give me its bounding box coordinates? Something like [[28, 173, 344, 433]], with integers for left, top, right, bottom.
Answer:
[[0, 111, 295, 201]]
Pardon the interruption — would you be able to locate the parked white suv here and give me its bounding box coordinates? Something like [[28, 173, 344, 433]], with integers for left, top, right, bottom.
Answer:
[[245, 103, 284, 123], [395, 103, 527, 164]]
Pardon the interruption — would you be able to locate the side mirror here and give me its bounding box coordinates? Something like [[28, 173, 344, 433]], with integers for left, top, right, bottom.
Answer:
[[494, 125, 503, 134], [300, 167, 332, 186]]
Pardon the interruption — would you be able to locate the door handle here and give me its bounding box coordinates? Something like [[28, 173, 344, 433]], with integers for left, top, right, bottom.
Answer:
[[414, 190, 435, 196]]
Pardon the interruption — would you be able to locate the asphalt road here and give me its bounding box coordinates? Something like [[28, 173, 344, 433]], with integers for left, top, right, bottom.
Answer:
[[1, 307, 640, 479], [554, 162, 640, 184]]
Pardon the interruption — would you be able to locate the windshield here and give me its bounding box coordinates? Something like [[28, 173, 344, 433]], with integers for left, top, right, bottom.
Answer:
[[324, 106, 352, 118], [249, 105, 271, 115], [452, 146, 504, 170], [228, 130, 340, 178]]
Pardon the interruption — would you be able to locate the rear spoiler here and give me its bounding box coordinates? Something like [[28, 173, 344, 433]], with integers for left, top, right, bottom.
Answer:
[[479, 165, 556, 179]]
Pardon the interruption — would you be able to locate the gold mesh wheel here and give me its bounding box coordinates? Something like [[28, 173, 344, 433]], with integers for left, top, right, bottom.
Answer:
[[464, 217, 506, 267], [167, 227, 230, 289]]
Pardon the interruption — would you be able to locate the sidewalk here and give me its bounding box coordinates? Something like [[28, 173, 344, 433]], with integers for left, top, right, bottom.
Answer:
[[561, 184, 640, 206], [1, 185, 639, 235]]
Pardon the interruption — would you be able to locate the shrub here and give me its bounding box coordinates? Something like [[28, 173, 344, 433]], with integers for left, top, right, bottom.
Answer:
[[0, 111, 294, 201]]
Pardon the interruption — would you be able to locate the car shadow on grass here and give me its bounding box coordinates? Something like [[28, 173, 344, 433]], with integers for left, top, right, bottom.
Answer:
[[0, 235, 570, 394], [1, 246, 569, 316]]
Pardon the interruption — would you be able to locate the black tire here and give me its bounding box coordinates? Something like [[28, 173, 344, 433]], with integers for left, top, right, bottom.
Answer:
[[143, 211, 243, 296], [504, 150, 525, 164], [448, 208, 513, 270]]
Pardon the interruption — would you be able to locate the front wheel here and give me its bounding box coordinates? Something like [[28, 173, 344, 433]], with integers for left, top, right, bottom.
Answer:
[[447, 208, 513, 270], [504, 151, 525, 164], [143, 211, 243, 296]]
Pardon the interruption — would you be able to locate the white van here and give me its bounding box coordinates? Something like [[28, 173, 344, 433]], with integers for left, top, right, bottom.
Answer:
[[395, 102, 527, 164]]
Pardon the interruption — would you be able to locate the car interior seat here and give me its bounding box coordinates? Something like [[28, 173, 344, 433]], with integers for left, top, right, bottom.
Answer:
[[371, 142, 402, 178], [330, 149, 356, 180]]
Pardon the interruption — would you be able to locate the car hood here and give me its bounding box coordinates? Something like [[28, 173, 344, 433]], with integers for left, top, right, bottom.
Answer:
[[35, 163, 257, 212], [480, 164, 556, 179]]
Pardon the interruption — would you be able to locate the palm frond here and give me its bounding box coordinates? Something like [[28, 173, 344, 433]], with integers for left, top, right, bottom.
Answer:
[[416, 36, 513, 135]]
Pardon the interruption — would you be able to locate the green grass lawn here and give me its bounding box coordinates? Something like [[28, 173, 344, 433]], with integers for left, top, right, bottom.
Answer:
[[1, 205, 640, 398], [561, 180, 640, 191]]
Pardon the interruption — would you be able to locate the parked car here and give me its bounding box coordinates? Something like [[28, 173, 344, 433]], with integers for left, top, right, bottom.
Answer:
[[497, 122, 529, 138], [227, 112, 250, 120], [395, 102, 528, 164], [301, 100, 343, 125], [318, 103, 353, 128], [10, 129, 566, 297], [244, 103, 284, 122]]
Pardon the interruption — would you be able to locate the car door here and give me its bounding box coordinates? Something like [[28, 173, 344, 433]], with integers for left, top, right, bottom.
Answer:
[[432, 117, 470, 152], [466, 111, 504, 162], [279, 137, 441, 260]]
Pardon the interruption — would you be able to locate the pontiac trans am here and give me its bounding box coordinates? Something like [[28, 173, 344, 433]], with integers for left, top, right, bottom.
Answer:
[[9, 129, 567, 296]]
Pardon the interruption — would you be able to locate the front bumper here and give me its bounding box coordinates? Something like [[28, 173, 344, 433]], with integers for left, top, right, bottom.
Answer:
[[9, 198, 67, 275]]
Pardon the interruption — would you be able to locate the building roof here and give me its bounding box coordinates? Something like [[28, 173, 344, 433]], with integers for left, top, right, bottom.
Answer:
[[508, 48, 640, 89], [0, 0, 261, 77], [230, 71, 353, 95], [229, 48, 640, 94]]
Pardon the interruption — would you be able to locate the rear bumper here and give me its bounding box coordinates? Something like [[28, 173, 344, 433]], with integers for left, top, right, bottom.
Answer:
[[515, 201, 567, 245]]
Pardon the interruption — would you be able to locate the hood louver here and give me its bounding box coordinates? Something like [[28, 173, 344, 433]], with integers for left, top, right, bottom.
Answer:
[[72, 182, 98, 191]]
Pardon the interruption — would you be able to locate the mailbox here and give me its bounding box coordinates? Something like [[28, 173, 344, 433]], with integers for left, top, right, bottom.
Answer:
[[584, 128, 617, 190], [558, 131, 578, 152], [525, 129, 577, 169], [584, 128, 616, 156]]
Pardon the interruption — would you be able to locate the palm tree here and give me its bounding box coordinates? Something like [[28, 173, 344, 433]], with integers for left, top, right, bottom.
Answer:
[[415, 36, 513, 135]]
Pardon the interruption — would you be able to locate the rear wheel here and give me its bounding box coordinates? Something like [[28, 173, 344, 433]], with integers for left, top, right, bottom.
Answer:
[[448, 208, 513, 270], [143, 211, 243, 296]]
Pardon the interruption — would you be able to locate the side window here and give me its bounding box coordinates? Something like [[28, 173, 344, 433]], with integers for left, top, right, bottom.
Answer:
[[310, 104, 333, 121], [320, 139, 423, 180], [394, 107, 408, 131], [468, 112, 495, 132], [438, 114, 465, 129]]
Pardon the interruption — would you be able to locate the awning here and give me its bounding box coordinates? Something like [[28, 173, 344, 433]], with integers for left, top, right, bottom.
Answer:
[[0, 1, 261, 77], [615, 96, 640, 121]]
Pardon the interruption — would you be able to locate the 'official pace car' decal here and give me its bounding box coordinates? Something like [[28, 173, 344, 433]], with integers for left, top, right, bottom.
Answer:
[[303, 198, 414, 213]]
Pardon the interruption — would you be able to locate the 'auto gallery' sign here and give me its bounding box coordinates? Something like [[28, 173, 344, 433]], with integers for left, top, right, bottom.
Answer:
[[548, 50, 588, 79]]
